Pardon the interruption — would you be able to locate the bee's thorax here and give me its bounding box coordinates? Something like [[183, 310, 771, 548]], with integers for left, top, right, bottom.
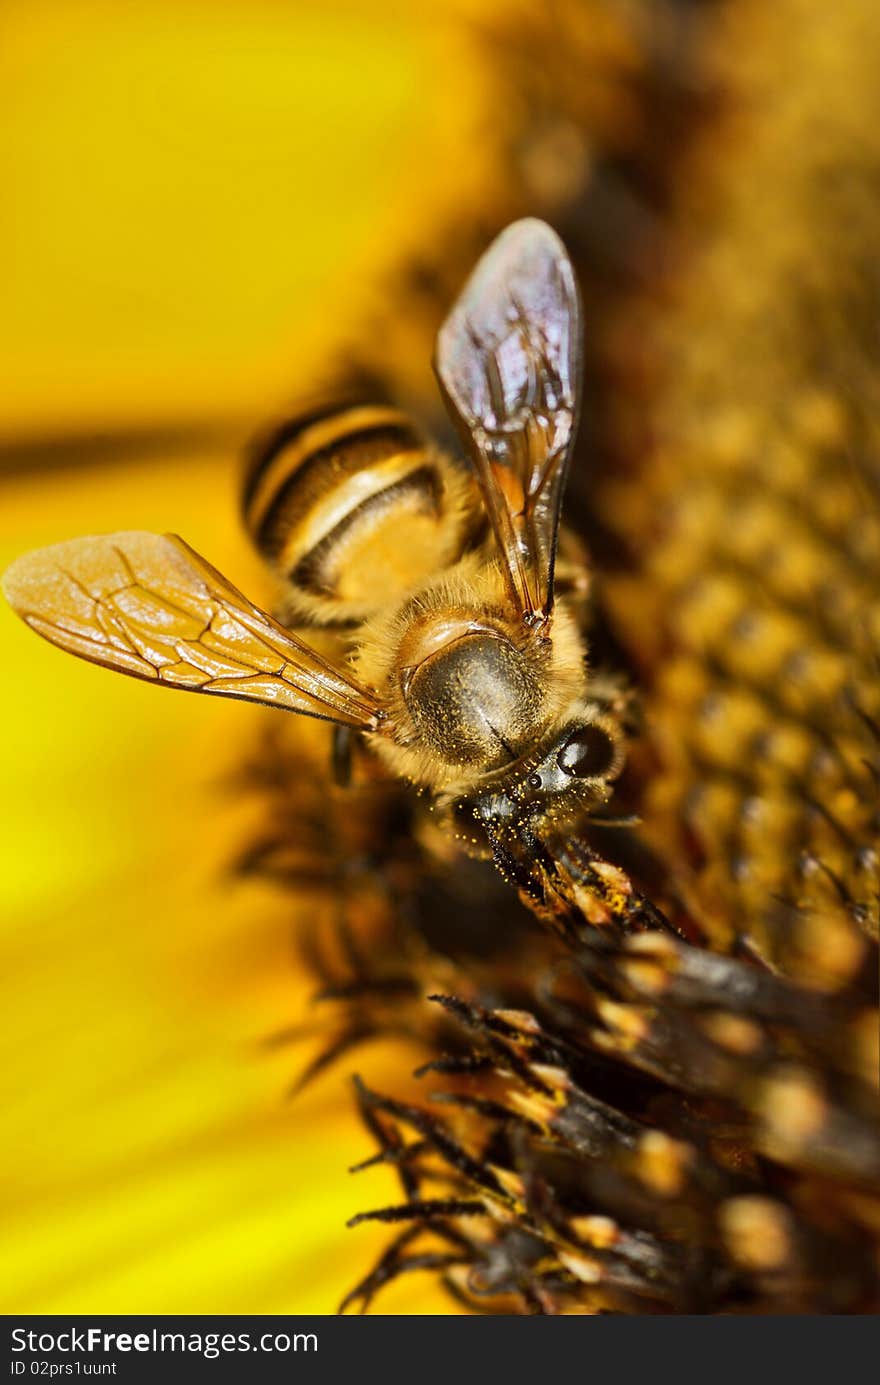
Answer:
[[403, 630, 545, 770]]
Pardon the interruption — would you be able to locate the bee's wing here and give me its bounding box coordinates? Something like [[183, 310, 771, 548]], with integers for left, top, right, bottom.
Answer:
[[435, 218, 582, 624], [2, 531, 384, 730]]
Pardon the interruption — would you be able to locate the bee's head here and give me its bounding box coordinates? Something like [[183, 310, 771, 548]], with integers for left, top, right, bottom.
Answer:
[[452, 714, 626, 841], [516, 718, 625, 814]]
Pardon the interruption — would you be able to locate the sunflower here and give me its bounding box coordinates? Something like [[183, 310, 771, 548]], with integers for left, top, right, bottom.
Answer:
[[2, 0, 878, 1318]]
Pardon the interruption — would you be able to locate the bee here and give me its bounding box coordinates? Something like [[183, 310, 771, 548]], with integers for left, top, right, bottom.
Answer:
[[3, 220, 626, 886]]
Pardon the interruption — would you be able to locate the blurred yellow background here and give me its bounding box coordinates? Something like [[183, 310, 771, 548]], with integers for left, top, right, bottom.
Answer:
[[0, 0, 495, 1313]]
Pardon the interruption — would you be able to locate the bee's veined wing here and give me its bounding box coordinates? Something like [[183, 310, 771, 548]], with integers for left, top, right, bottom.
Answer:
[[435, 218, 582, 624], [2, 531, 385, 730]]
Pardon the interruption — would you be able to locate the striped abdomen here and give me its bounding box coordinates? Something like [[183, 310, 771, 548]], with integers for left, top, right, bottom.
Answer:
[[243, 403, 476, 623]]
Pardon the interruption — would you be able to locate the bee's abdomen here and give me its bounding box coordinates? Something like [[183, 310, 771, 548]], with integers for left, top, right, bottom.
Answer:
[[243, 403, 427, 568], [243, 403, 473, 622]]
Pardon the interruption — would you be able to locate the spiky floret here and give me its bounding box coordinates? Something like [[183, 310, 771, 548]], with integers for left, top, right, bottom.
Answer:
[[302, 868, 879, 1314]]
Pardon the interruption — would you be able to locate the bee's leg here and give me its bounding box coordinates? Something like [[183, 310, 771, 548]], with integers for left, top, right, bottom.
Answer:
[[332, 725, 354, 788], [476, 805, 561, 917]]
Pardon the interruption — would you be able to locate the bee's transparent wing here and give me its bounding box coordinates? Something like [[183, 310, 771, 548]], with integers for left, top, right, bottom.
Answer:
[[2, 531, 384, 729], [435, 218, 582, 625]]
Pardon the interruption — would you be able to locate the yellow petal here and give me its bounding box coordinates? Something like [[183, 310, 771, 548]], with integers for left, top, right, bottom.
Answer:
[[0, 0, 499, 1313]]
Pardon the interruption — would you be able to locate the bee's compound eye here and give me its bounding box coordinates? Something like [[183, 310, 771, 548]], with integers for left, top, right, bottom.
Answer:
[[527, 773, 542, 790], [557, 725, 616, 778]]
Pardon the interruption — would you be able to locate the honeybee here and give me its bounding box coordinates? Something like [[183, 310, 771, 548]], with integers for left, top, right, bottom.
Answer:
[[3, 220, 626, 896]]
